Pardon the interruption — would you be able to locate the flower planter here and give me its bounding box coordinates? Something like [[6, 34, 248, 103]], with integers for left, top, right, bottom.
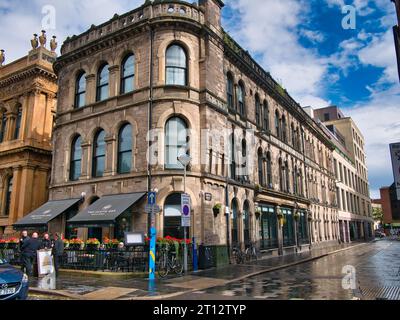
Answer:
[[6, 243, 18, 249], [68, 244, 82, 250], [0, 243, 7, 249], [86, 244, 99, 251]]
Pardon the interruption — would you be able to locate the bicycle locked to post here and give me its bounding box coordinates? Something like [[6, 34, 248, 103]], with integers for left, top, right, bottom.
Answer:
[[231, 242, 259, 264], [157, 243, 184, 278]]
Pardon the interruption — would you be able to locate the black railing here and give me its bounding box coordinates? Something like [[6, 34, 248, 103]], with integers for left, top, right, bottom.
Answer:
[[0, 244, 194, 274]]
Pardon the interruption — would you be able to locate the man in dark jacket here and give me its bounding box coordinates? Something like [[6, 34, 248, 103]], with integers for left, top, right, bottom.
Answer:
[[40, 233, 52, 250], [21, 232, 41, 276], [52, 233, 64, 276], [19, 230, 30, 273]]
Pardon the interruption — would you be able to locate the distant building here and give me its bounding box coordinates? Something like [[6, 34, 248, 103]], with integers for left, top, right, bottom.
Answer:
[[0, 35, 57, 236], [379, 184, 400, 233], [371, 199, 383, 230], [392, 0, 400, 82], [305, 106, 374, 242]]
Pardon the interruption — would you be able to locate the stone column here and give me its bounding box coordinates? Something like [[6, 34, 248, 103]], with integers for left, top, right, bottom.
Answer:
[[85, 74, 96, 105], [10, 167, 23, 225], [5, 111, 16, 141], [108, 65, 120, 97], [16, 166, 35, 221], [104, 134, 116, 177], [80, 141, 91, 180]]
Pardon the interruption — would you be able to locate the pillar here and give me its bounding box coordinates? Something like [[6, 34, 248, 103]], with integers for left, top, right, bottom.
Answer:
[[276, 205, 283, 255]]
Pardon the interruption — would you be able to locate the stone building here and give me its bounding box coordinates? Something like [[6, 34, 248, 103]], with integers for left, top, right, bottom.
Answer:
[[48, 0, 340, 254], [0, 37, 57, 236], [306, 106, 374, 242]]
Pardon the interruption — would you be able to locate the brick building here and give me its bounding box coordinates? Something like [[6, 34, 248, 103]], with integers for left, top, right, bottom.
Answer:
[[41, 0, 341, 255], [0, 36, 57, 236]]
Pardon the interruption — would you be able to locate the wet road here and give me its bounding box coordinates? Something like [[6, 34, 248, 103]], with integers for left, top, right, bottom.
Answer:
[[173, 240, 400, 300]]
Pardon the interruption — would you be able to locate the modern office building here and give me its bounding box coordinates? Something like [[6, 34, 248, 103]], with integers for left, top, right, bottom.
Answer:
[[310, 106, 374, 242], [392, 0, 400, 82]]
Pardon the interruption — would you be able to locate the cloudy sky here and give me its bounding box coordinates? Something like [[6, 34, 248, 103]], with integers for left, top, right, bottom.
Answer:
[[0, 0, 399, 198]]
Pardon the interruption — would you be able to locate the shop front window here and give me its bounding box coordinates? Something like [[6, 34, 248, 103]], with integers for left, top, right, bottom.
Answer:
[[282, 208, 295, 247], [259, 205, 278, 249]]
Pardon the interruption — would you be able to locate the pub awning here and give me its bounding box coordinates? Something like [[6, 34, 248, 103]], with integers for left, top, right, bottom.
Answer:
[[13, 199, 81, 229], [67, 193, 146, 227]]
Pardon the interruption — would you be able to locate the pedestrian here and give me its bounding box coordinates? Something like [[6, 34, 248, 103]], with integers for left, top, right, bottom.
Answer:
[[19, 230, 30, 273], [41, 233, 52, 250], [52, 233, 64, 276], [21, 232, 41, 276]]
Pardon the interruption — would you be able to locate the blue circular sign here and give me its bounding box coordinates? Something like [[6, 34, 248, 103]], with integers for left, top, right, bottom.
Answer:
[[183, 205, 190, 216]]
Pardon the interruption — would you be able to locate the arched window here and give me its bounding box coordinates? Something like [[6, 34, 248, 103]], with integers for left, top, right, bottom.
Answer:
[[165, 117, 188, 169], [255, 95, 261, 127], [4, 176, 13, 216], [279, 158, 284, 191], [92, 130, 106, 177], [282, 115, 287, 142], [237, 81, 245, 116], [243, 202, 250, 244], [266, 152, 272, 188], [291, 124, 296, 147], [263, 100, 269, 131], [275, 111, 280, 138], [121, 54, 135, 94], [229, 133, 236, 180], [117, 124, 132, 174], [258, 149, 264, 186], [96, 64, 109, 102], [75, 71, 86, 108], [166, 44, 187, 86], [285, 161, 290, 193], [0, 113, 7, 143], [70, 135, 82, 181], [241, 139, 247, 179], [226, 72, 234, 110], [14, 106, 22, 140], [232, 199, 239, 245], [164, 193, 184, 239]]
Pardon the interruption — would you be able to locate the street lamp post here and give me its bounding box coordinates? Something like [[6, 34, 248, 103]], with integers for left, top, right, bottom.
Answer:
[[178, 154, 192, 273]]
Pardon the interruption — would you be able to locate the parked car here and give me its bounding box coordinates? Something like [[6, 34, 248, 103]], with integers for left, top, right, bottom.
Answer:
[[374, 231, 386, 238], [0, 258, 29, 300]]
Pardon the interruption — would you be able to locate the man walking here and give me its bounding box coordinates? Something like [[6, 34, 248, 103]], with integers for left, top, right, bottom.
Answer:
[[52, 233, 64, 276], [21, 232, 41, 276]]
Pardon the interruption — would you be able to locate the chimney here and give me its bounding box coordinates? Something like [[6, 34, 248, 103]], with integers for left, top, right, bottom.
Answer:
[[199, 0, 224, 35]]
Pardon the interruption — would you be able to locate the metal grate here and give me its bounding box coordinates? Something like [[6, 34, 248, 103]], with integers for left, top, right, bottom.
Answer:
[[360, 286, 400, 300]]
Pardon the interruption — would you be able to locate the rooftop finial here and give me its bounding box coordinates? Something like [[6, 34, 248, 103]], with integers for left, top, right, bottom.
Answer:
[[0, 49, 5, 66], [31, 33, 39, 50], [50, 36, 57, 52], [39, 30, 47, 47]]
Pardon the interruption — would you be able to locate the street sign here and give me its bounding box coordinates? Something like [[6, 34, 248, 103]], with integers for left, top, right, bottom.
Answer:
[[148, 192, 156, 205], [181, 193, 191, 227], [145, 204, 161, 214]]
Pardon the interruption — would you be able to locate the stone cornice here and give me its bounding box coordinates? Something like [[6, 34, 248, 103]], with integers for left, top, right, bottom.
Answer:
[[0, 66, 57, 89]]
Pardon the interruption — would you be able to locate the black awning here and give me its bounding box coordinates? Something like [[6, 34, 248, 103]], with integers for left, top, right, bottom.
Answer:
[[67, 193, 146, 227], [13, 199, 81, 228]]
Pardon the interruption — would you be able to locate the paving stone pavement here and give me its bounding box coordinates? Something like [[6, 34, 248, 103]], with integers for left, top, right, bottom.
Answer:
[[27, 241, 378, 300]]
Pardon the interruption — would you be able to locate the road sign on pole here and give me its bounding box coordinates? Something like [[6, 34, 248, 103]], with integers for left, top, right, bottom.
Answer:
[[181, 193, 191, 227], [148, 192, 156, 205]]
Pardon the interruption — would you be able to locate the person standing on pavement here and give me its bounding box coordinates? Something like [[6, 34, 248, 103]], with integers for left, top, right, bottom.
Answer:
[[21, 232, 41, 276], [41, 233, 52, 250], [19, 230, 30, 273], [52, 233, 64, 276]]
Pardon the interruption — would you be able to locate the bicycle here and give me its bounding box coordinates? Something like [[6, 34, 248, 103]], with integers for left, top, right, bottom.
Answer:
[[231, 245, 246, 264], [244, 242, 258, 262], [157, 244, 184, 278]]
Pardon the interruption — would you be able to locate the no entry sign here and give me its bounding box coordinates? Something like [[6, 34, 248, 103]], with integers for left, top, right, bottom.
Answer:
[[181, 193, 191, 227]]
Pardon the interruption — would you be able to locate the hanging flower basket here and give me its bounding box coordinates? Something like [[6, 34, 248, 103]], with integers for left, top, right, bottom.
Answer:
[[213, 203, 222, 217], [294, 212, 300, 221]]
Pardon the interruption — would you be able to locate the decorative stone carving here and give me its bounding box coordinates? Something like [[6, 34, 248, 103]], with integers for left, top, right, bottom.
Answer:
[[39, 30, 47, 47], [31, 34, 39, 50], [0, 49, 5, 66], [50, 36, 58, 52]]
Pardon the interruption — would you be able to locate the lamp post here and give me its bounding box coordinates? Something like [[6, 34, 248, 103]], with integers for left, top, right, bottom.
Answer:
[[177, 154, 192, 273]]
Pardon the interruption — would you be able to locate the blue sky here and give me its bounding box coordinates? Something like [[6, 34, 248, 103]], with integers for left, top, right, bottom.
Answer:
[[0, 0, 399, 198]]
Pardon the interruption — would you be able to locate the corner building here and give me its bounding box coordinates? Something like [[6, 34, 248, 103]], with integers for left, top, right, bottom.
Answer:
[[51, 0, 340, 254], [0, 45, 56, 236]]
